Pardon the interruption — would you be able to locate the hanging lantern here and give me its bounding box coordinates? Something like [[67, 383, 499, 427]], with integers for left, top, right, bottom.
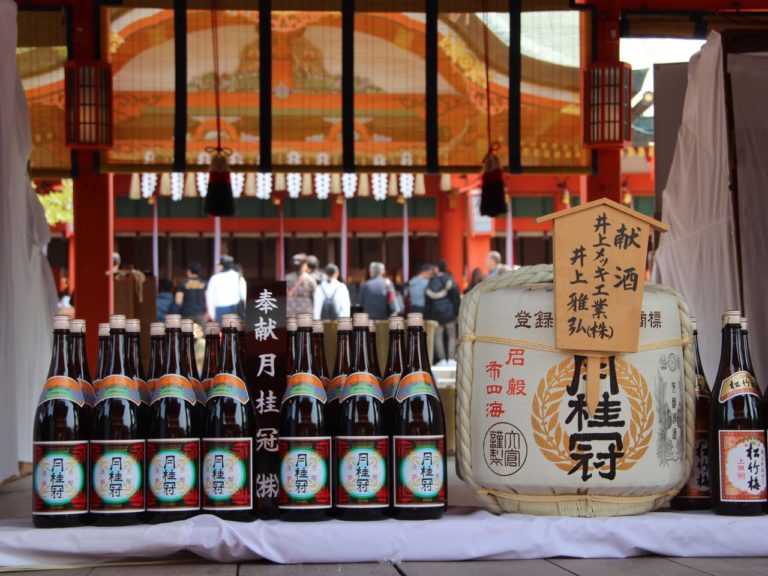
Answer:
[[584, 62, 632, 148], [64, 60, 113, 149], [342, 173, 357, 199], [400, 173, 415, 199]]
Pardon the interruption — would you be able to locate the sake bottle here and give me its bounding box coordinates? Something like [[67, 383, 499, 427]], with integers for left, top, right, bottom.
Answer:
[[69, 319, 95, 425], [33, 316, 88, 528], [126, 319, 151, 437], [367, 320, 382, 379], [93, 322, 111, 385], [286, 317, 297, 374], [90, 315, 145, 525], [741, 317, 756, 378], [381, 316, 406, 433], [278, 314, 332, 521], [146, 322, 165, 397], [312, 320, 331, 391], [201, 321, 221, 398], [182, 318, 206, 420], [203, 314, 255, 521], [335, 313, 388, 520], [146, 314, 200, 522], [327, 317, 353, 430], [237, 317, 248, 372], [709, 310, 765, 515], [671, 316, 711, 510]]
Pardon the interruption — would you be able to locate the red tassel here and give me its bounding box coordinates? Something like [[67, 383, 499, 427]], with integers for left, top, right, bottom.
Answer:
[[205, 152, 236, 217], [480, 152, 506, 217]]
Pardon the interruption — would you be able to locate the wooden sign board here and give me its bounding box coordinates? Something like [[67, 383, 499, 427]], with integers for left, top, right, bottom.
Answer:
[[538, 199, 668, 354]]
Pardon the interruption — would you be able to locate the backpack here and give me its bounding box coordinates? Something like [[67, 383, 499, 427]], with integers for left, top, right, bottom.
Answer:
[[320, 283, 339, 320]]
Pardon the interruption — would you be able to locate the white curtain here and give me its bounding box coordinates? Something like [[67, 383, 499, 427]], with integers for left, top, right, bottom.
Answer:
[[0, 0, 58, 482]]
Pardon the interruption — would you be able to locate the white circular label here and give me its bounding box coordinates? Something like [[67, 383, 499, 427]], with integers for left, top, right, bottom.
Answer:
[[400, 447, 444, 498], [35, 453, 85, 505], [280, 448, 328, 500], [203, 449, 247, 501], [149, 450, 197, 502], [92, 451, 142, 504], [339, 447, 386, 499]]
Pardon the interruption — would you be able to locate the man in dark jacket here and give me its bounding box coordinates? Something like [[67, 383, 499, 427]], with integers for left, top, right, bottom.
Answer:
[[426, 259, 460, 366], [359, 262, 397, 320]]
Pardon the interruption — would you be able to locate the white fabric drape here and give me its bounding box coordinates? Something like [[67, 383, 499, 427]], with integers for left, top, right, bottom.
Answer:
[[0, 0, 58, 482]]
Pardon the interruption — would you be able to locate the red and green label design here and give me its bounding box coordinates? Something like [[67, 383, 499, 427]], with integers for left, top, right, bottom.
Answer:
[[79, 379, 96, 406], [96, 374, 142, 406], [90, 440, 145, 513], [381, 374, 401, 401], [152, 374, 196, 406], [202, 438, 253, 510], [335, 436, 388, 508], [191, 378, 207, 405], [136, 378, 152, 405], [395, 371, 438, 403], [278, 437, 332, 509], [38, 376, 85, 407], [283, 373, 327, 404], [339, 372, 383, 403], [326, 375, 345, 402], [33, 441, 88, 515], [393, 435, 446, 507], [208, 374, 250, 404], [146, 438, 200, 511]]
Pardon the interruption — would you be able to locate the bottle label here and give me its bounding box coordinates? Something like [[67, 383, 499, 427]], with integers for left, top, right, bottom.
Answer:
[[393, 435, 446, 507], [202, 438, 253, 511], [38, 376, 85, 408], [136, 378, 152, 405], [147, 439, 200, 511], [152, 374, 196, 406], [208, 373, 250, 404], [335, 436, 388, 508], [718, 430, 767, 502], [339, 372, 383, 403], [32, 441, 88, 515], [678, 430, 710, 499], [278, 437, 332, 509], [95, 374, 142, 406], [202, 378, 213, 396], [719, 371, 760, 403], [79, 379, 96, 407], [283, 373, 327, 404], [395, 371, 438, 403], [326, 375, 345, 402], [90, 440, 145, 513], [192, 378, 207, 405], [381, 374, 401, 401]]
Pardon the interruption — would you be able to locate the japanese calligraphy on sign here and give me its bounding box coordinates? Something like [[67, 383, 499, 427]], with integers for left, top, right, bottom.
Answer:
[[246, 282, 287, 516]]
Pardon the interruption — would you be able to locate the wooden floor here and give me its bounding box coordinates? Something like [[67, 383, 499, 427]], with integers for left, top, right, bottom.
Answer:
[[2, 476, 765, 575]]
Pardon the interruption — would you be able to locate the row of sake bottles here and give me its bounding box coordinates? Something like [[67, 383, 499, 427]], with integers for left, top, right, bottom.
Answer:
[[279, 313, 446, 522], [671, 311, 766, 515]]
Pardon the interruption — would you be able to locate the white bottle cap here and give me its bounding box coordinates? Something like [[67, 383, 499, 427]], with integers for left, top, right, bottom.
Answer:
[[221, 314, 239, 330], [205, 321, 220, 336], [389, 316, 404, 331], [98, 322, 110, 337], [109, 314, 126, 330], [722, 310, 741, 326], [126, 319, 141, 333], [181, 319, 194, 333], [238, 318, 246, 332], [690, 316, 697, 331], [165, 315, 181, 329], [297, 314, 313, 329], [337, 317, 353, 331], [312, 320, 325, 333], [741, 316, 748, 331], [69, 319, 85, 334], [407, 312, 424, 327], [353, 313, 369, 328], [368, 320, 377, 333], [53, 315, 70, 331], [287, 317, 297, 332], [150, 322, 166, 337]]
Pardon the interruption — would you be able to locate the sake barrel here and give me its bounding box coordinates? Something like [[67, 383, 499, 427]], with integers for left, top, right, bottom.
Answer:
[[456, 265, 695, 517]]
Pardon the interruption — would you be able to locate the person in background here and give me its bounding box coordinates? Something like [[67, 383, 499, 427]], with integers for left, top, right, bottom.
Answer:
[[465, 267, 484, 294], [307, 254, 323, 283], [407, 263, 433, 315], [426, 259, 460, 367], [286, 253, 317, 318], [313, 263, 351, 320], [175, 261, 207, 328], [485, 250, 508, 281], [206, 255, 247, 323], [359, 261, 397, 320], [156, 278, 176, 322]]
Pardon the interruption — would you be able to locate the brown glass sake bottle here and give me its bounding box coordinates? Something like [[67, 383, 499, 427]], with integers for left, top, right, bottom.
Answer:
[[312, 320, 331, 392], [671, 316, 711, 510], [237, 318, 248, 372], [90, 314, 145, 525], [93, 322, 111, 385], [181, 319, 206, 425], [327, 317, 353, 430], [278, 314, 332, 521], [69, 319, 95, 429], [147, 322, 165, 396], [127, 319, 151, 438], [201, 321, 221, 398], [335, 313, 388, 520], [33, 316, 88, 528], [203, 314, 256, 521], [146, 314, 200, 523], [741, 317, 756, 378], [382, 316, 406, 435], [709, 310, 766, 515], [367, 320, 382, 379], [286, 317, 298, 374], [391, 313, 447, 518]]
